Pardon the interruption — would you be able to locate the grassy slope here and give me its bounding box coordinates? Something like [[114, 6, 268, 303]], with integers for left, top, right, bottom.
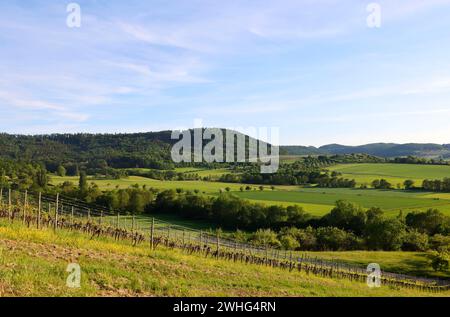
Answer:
[[0, 220, 447, 297]]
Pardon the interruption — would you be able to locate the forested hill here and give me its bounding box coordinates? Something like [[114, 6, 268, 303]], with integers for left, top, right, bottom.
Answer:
[[0, 130, 266, 170], [1, 132, 449, 170], [282, 143, 450, 158], [0, 132, 174, 169]]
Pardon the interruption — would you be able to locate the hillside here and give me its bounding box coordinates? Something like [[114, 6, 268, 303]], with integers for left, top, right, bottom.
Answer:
[[0, 130, 268, 170], [0, 220, 445, 297], [1, 132, 449, 169]]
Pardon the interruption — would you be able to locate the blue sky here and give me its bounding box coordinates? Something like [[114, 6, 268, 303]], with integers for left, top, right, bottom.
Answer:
[[1, 0, 450, 146]]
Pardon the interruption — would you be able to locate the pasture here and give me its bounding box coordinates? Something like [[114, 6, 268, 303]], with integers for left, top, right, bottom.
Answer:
[[124, 167, 232, 179], [51, 175, 249, 193], [234, 188, 450, 216], [51, 174, 450, 216], [328, 163, 450, 186]]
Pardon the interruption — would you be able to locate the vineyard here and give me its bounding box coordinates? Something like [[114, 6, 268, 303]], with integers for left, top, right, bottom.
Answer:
[[0, 188, 449, 294]]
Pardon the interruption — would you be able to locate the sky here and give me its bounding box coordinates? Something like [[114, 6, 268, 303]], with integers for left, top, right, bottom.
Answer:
[[1, 0, 450, 146]]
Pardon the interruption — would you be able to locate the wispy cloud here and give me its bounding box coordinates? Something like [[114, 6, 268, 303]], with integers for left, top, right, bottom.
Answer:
[[0, 0, 450, 143]]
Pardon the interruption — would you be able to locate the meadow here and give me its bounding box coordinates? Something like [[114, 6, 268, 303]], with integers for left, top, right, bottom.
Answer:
[[234, 188, 450, 216], [51, 172, 450, 217], [0, 219, 446, 297], [52, 175, 246, 193], [328, 163, 450, 186], [124, 167, 232, 179]]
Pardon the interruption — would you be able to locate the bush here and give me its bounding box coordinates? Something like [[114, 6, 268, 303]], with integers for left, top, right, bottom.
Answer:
[[429, 234, 450, 252], [365, 218, 406, 251], [315, 227, 359, 251], [251, 229, 281, 248], [402, 229, 429, 251], [406, 209, 449, 235], [279, 235, 300, 250], [428, 251, 449, 272]]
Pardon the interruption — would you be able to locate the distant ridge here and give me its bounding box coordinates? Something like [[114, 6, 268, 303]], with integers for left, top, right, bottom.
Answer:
[[281, 143, 450, 158]]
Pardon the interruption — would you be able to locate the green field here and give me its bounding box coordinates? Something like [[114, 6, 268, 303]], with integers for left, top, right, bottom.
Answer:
[[0, 220, 446, 297], [51, 175, 450, 216], [328, 163, 450, 187], [52, 175, 248, 193], [51, 162, 450, 217], [234, 188, 450, 216], [124, 167, 232, 179]]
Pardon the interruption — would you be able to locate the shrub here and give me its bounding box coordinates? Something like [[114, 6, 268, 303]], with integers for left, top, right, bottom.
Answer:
[[428, 251, 449, 272], [402, 229, 429, 251]]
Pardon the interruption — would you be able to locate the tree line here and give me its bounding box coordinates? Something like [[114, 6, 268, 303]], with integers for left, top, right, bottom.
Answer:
[[142, 190, 450, 253]]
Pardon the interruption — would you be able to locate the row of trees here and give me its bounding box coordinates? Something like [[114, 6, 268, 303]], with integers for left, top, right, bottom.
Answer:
[[390, 156, 450, 165], [247, 226, 450, 254], [58, 175, 157, 214], [127, 169, 203, 181], [239, 201, 450, 252], [146, 191, 310, 231], [220, 165, 357, 188], [422, 178, 450, 192], [142, 189, 450, 251]]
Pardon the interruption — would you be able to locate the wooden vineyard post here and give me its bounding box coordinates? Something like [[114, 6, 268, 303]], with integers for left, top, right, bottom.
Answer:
[[199, 230, 203, 246], [132, 215, 135, 232], [8, 189, 11, 221], [22, 190, 27, 225], [150, 217, 155, 251], [116, 212, 120, 229], [182, 229, 185, 245], [167, 225, 170, 241], [99, 210, 103, 225], [54, 193, 59, 230], [0, 188, 3, 207], [37, 192, 42, 229], [71, 206, 74, 225]]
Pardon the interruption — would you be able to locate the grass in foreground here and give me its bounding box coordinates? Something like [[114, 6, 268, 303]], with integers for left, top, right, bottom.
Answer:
[[0, 220, 447, 297]]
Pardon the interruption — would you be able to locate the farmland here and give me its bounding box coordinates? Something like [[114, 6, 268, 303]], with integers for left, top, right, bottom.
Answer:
[[234, 188, 450, 216], [51, 169, 450, 217], [328, 163, 450, 186], [51, 175, 246, 193]]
